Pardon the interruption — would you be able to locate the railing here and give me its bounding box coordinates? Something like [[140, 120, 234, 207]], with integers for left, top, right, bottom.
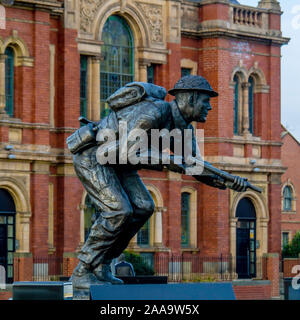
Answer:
[[32, 256, 63, 281], [232, 6, 262, 28], [139, 254, 239, 282], [14, 254, 264, 283]]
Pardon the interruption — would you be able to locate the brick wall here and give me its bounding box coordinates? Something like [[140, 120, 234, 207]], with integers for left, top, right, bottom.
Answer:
[[283, 257, 300, 278], [233, 281, 271, 300]]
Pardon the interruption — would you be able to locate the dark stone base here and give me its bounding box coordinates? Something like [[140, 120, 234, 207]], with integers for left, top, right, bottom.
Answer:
[[90, 283, 236, 300], [13, 282, 66, 300]]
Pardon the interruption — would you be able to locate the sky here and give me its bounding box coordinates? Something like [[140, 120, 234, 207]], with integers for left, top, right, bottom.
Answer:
[[238, 0, 300, 141]]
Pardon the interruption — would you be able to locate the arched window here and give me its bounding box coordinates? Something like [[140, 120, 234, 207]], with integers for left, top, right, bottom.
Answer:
[[100, 15, 134, 118], [283, 186, 293, 212], [181, 192, 190, 247], [80, 55, 88, 119], [248, 76, 255, 134], [5, 47, 14, 117], [233, 74, 240, 135]]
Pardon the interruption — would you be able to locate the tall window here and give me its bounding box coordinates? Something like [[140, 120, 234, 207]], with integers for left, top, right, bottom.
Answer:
[[181, 68, 191, 78], [282, 232, 289, 248], [137, 219, 150, 246], [181, 192, 190, 247], [147, 65, 154, 84], [248, 76, 255, 134], [80, 55, 88, 119], [233, 74, 240, 135], [100, 15, 134, 118], [5, 47, 14, 117], [283, 186, 293, 212]]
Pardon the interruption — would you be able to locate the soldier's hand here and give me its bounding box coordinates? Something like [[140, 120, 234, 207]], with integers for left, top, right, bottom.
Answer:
[[225, 176, 248, 192]]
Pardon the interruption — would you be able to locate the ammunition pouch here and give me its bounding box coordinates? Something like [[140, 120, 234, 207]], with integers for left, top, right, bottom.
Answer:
[[66, 123, 96, 154]]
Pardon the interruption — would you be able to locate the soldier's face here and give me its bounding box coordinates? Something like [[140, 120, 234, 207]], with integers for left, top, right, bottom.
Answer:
[[192, 92, 212, 122]]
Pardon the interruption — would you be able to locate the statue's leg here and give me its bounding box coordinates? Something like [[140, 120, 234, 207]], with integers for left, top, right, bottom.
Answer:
[[100, 168, 155, 262], [72, 148, 133, 286]]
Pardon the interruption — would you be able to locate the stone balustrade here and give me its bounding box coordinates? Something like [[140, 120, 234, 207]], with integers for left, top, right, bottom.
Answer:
[[232, 6, 263, 28]]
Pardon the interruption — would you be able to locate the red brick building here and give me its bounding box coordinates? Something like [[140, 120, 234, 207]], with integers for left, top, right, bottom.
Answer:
[[0, 0, 289, 296], [281, 126, 300, 247]]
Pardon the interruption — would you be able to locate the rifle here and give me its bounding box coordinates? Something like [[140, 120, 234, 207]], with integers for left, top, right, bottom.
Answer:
[[192, 158, 262, 193]]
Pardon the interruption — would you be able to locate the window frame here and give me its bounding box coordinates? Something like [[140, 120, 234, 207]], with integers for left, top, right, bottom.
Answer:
[[5, 46, 14, 117], [181, 192, 191, 248]]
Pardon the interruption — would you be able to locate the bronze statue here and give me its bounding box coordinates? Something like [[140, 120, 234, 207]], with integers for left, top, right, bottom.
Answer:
[[67, 75, 260, 293]]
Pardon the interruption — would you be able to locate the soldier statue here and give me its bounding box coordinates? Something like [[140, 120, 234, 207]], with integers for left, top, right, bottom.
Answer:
[[67, 75, 259, 293]]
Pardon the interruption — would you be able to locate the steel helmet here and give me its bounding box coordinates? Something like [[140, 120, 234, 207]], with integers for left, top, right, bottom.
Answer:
[[168, 75, 218, 97]]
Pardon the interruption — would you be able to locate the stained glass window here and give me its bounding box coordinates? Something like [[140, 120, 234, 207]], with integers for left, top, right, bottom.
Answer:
[[5, 47, 14, 117], [283, 186, 293, 211], [181, 192, 190, 247], [80, 55, 88, 119], [100, 15, 134, 118], [248, 76, 254, 134]]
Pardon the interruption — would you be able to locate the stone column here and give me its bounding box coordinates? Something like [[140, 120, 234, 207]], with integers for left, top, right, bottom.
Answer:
[[154, 207, 163, 247], [0, 54, 7, 116], [16, 212, 31, 253], [242, 82, 250, 136], [230, 217, 238, 275], [139, 63, 148, 83], [91, 56, 101, 121]]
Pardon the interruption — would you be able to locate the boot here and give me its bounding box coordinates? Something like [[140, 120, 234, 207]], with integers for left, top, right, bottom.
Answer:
[[93, 263, 124, 285], [71, 261, 105, 290]]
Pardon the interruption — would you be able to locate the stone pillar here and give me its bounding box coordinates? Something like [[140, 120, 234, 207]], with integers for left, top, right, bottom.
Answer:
[[0, 54, 7, 116], [139, 63, 148, 83], [16, 212, 31, 253], [242, 82, 250, 136], [230, 217, 238, 271], [91, 56, 101, 121], [154, 208, 163, 247]]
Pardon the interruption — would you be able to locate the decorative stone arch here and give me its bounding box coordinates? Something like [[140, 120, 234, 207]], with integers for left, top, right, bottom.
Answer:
[[0, 177, 31, 253], [2, 30, 33, 67], [230, 65, 248, 86], [281, 180, 297, 212], [247, 66, 269, 93], [181, 186, 197, 248], [94, 2, 154, 83], [230, 191, 269, 277], [94, 2, 150, 50]]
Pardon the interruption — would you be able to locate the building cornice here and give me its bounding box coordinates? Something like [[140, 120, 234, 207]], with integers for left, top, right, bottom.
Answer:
[[9, 0, 63, 15], [182, 27, 290, 46]]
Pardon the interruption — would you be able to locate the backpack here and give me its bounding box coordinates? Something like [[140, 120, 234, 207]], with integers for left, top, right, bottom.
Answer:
[[67, 82, 167, 154]]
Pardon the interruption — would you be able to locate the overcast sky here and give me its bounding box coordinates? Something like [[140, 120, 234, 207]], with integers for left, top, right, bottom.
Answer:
[[238, 0, 300, 141]]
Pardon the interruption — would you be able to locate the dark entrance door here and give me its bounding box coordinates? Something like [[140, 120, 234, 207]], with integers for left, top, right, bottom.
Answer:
[[0, 189, 16, 284], [236, 198, 256, 279], [0, 225, 7, 270]]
